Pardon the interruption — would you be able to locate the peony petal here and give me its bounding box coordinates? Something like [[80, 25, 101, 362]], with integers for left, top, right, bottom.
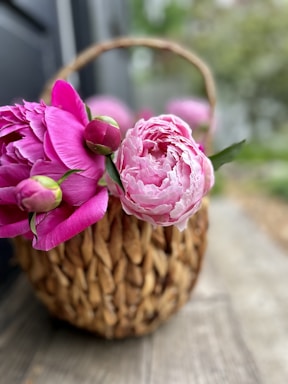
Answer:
[[0, 106, 22, 131], [45, 107, 105, 179], [24, 101, 46, 141], [33, 187, 108, 250], [0, 186, 17, 204], [0, 164, 30, 187], [31, 159, 101, 206], [13, 130, 45, 164], [0, 205, 29, 237], [60, 173, 101, 206], [43, 129, 63, 163], [31, 159, 68, 180], [51, 80, 89, 126], [0, 219, 30, 237]]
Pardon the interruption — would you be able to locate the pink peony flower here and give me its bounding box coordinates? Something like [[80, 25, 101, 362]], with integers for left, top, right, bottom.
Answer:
[[15, 176, 62, 213], [136, 108, 154, 121], [84, 116, 121, 155], [85, 95, 134, 138], [108, 114, 214, 230], [165, 98, 214, 131], [0, 80, 108, 250]]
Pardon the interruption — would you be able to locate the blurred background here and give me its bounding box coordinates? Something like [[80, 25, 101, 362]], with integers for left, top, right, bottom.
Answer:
[[1, 0, 288, 282], [127, 0, 288, 252]]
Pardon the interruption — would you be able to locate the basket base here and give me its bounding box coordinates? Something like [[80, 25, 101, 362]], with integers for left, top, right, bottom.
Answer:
[[15, 198, 208, 339]]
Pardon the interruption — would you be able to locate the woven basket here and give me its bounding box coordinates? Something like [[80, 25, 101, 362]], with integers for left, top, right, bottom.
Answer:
[[15, 37, 216, 339]]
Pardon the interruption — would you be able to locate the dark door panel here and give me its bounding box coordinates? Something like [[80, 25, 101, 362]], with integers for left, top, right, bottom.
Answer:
[[0, 0, 62, 287], [0, 1, 61, 104]]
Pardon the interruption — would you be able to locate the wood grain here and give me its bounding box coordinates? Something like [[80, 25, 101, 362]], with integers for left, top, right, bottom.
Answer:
[[0, 276, 261, 384], [151, 298, 261, 384]]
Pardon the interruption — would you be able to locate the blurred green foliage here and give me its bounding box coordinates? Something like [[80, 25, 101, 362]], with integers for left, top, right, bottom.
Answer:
[[236, 142, 288, 163], [264, 177, 288, 201], [233, 139, 288, 200], [129, 0, 288, 134], [210, 171, 226, 196], [130, 0, 187, 36]]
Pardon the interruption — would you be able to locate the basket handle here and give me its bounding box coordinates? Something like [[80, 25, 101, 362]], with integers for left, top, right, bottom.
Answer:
[[41, 36, 216, 149]]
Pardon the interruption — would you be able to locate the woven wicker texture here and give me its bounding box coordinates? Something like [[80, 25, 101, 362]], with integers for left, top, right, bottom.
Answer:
[[15, 37, 215, 338], [15, 197, 208, 338]]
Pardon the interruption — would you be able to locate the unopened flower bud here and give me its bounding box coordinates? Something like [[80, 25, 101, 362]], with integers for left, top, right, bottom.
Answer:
[[15, 176, 62, 213], [84, 116, 121, 155]]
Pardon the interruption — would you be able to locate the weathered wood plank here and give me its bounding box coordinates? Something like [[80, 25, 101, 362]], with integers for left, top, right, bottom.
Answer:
[[0, 274, 261, 384], [149, 298, 261, 384], [209, 198, 288, 384], [0, 277, 53, 383], [193, 255, 227, 300], [23, 317, 150, 384]]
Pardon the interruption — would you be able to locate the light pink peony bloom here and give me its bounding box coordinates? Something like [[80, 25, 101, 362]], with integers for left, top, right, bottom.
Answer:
[[0, 80, 108, 250], [109, 114, 214, 230], [85, 95, 134, 138], [165, 98, 214, 131]]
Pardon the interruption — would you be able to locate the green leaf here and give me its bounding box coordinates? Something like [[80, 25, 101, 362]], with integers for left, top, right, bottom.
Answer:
[[105, 155, 124, 191], [28, 212, 37, 238], [209, 140, 246, 171], [85, 104, 92, 121], [57, 169, 82, 185]]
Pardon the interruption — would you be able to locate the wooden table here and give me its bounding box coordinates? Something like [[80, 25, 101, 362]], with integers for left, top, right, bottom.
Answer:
[[1, 197, 287, 384]]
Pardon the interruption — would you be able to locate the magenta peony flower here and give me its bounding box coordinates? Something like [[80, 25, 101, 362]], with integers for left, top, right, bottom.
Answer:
[[165, 98, 214, 131], [0, 80, 108, 250], [85, 95, 134, 138], [108, 114, 214, 230], [84, 116, 121, 155], [15, 176, 62, 213]]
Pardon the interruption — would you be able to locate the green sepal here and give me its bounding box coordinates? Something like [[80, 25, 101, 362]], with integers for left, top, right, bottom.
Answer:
[[85, 104, 93, 122], [105, 155, 124, 191], [94, 115, 119, 128], [28, 212, 37, 239], [209, 140, 246, 171], [57, 169, 82, 185], [98, 175, 107, 187]]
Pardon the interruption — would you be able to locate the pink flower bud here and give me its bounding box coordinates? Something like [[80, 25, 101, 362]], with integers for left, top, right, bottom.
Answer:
[[84, 116, 121, 155], [85, 95, 134, 138], [15, 176, 62, 213]]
